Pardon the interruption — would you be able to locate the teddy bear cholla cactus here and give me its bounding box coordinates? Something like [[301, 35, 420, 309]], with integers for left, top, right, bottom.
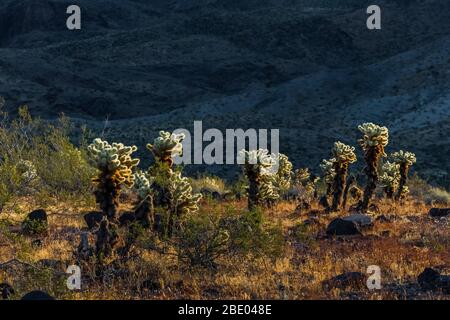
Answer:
[[320, 158, 336, 196], [167, 171, 202, 237], [240, 149, 278, 210], [358, 123, 389, 211], [88, 138, 140, 221], [132, 171, 155, 228], [330, 142, 357, 211], [391, 150, 416, 200], [147, 131, 185, 168], [271, 153, 293, 197], [380, 161, 401, 198]]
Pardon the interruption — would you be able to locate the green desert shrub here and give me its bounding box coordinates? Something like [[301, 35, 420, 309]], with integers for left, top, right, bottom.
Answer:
[[191, 175, 229, 197], [423, 187, 450, 206], [408, 174, 450, 205], [220, 208, 284, 258], [175, 213, 230, 268], [0, 105, 95, 206]]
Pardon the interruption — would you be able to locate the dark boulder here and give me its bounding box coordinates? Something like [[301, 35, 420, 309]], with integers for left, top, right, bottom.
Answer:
[[342, 214, 373, 228], [83, 211, 103, 230], [418, 268, 450, 293], [21, 290, 55, 300], [22, 209, 48, 235], [0, 283, 15, 299], [322, 272, 367, 290], [326, 218, 362, 236], [428, 208, 450, 218]]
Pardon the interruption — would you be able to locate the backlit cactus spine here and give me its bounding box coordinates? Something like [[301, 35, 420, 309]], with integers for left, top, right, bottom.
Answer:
[[88, 138, 140, 221], [330, 142, 357, 211], [358, 123, 389, 211], [132, 171, 155, 228], [379, 161, 400, 198], [391, 150, 416, 200], [167, 172, 202, 237], [240, 149, 277, 210], [147, 131, 185, 168]]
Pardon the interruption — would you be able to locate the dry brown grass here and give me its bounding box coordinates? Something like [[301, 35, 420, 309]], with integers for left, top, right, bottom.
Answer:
[[0, 196, 448, 300]]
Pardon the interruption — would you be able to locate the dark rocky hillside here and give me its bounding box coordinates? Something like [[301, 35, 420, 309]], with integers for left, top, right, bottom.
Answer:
[[0, 0, 448, 184]]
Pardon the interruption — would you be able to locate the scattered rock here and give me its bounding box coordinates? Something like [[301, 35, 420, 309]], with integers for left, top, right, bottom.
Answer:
[[342, 214, 373, 228], [428, 208, 450, 218], [21, 290, 55, 300], [0, 283, 15, 299], [418, 268, 450, 293], [322, 272, 367, 290], [326, 218, 362, 236], [83, 211, 103, 230], [76, 232, 93, 261], [119, 212, 136, 227], [22, 209, 48, 235]]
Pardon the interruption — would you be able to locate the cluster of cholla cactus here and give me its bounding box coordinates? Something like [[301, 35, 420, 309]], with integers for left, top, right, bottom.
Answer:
[[391, 150, 416, 200], [292, 168, 318, 201], [358, 123, 389, 211], [239, 149, 279, 210], [379, 161, 401, 198], [330, 142, 357, 211], [88, 138, 140, 221], [147, 131, 185, 168], [146, 131, 202, 237]]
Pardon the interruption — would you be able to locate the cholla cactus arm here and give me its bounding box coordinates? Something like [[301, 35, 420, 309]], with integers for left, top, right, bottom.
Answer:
[[358, 123, 389, 153], [87, 138, 140, 221], [133, 171, 155, 200], [379, 161, 400, 198], [391, 150, 417, 166], [147, 131, 185, 168], [357, 123, 389, 211], [391, 150, 416, 200], [294, 168, 311, 186], [330, 142, 357, 211]]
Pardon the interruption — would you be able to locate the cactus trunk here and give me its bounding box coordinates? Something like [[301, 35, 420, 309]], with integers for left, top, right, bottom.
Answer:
[[361, 146, 382, 211], [331, 162, 349, 211], [247, 169, 261, 211], [94, 171, 120, 222], [395, 162, 409, 200]]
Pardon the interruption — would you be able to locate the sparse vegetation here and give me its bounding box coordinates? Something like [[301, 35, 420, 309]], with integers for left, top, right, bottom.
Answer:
[[0, 111, 448, 301]]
